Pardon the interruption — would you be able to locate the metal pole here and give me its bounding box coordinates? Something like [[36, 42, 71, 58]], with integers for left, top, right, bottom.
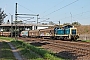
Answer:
[[37, 14, 39, 29], [59, 21, 60, 28], [24, 23, 25, 30], [59, 21, 60, 25], [15, 3, 17, 40], [11, 15, 13, 37], [70, 12, 72, 24]]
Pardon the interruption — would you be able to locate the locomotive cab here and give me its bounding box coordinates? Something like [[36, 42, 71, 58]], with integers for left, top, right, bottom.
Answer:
[[54, 25, 79, 40], [69, 28, 79, 40], [64, 26, 79, 40]]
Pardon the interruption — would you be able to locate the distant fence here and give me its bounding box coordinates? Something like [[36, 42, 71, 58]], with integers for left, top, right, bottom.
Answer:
[[78, 34, 90, 40]]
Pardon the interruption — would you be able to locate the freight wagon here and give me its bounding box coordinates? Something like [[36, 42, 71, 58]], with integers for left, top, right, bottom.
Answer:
[[20, 31, 29, 37], [0, 32, 11, 37], [20, 25, 79, 41], [29, 30, 39, 38]]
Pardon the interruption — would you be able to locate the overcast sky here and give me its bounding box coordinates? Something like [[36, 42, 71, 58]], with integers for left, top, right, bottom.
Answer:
[[0, 0, 90, 25]]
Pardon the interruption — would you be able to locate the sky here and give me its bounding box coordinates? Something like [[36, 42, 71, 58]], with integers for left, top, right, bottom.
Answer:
[[0, 0, 90, 25]]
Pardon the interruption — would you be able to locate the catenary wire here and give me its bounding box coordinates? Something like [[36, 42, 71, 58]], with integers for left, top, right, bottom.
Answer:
[[18, 3, 37, 14], [42, 0, 65, 14], [42, 0, 79, 18]]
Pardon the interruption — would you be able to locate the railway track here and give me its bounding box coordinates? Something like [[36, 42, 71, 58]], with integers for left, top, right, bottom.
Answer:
[[18, 37, 90, 60]]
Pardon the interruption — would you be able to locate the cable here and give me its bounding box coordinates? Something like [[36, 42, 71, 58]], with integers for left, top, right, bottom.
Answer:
[[18, 3, 37, 14], [60, 11, 90, 20], [42, 0, 79, 18], [42, 0, 65, 14]]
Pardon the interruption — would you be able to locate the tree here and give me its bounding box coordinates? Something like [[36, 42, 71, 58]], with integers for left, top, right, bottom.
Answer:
[[42, 23, 47, 25], [72, 22, 81, 25], [49, 21, 55, 25], [0, 8, 7, 25], [63, 23, 71, 25]]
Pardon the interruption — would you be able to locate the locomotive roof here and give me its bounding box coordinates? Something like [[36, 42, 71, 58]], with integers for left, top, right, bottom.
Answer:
[[63, 25, 73, 29]]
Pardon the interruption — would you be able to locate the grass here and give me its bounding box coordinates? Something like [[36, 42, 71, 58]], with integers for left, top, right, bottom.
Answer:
[[0, 41, 16, 60], [81, 40, 90, 42], [11, 40, 44, 60], [0, 37, 14, 41], [0, 37, 90, 60], [0, 37, 65, 60], [11, 40, 64, 60]]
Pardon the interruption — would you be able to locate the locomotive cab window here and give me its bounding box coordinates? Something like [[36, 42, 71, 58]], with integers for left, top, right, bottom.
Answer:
[[72, 29, 76, 34]]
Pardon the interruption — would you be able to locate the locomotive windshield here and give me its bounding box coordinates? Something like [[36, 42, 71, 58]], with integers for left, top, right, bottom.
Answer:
[[72, 29, 76, 34]]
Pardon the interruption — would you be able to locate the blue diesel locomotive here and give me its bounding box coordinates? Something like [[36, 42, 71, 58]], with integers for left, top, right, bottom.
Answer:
[[54, 25, 79, 40]]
